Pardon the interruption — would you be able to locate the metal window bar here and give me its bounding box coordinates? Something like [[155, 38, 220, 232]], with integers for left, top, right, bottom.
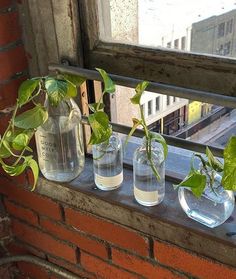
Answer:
[[49, 64, 236, 157]]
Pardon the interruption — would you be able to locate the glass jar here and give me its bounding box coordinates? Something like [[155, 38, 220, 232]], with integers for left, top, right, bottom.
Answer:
[[178, 172, 235, 228], [133, 137, 165, 206], [92, 133, 123, 190], [35, 98, 85, 182]]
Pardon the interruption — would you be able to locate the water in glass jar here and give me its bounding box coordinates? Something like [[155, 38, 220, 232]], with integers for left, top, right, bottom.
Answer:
[[178, 173, 235, 228], [35, 116, 84, 182], [92, 134, 123, 190], [133, 144, 165, 206]]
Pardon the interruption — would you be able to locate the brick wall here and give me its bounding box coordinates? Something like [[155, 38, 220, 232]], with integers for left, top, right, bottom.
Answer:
[[1, 1, 236, 279], [0, 172, 235, 279]]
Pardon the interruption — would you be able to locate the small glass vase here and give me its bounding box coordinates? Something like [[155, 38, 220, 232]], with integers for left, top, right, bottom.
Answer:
[[178, 172, 235, 228], [35, 98, 85, 182], [133, 136, 165, 206], [92, 133, 123, 190]]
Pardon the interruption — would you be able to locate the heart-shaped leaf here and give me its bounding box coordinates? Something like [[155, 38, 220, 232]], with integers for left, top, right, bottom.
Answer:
[[18, 79, 40, 107], [222, 136, 236, 190], [12, 133, 29, 151], [130, 81, 149, 105], [88, 111, 112, 144], [96, 68, 115, 94], [62, 74, 86, 87], [45, 78, 68, 106], [14, 105, 48, 129], [206, 147, 223, 172]]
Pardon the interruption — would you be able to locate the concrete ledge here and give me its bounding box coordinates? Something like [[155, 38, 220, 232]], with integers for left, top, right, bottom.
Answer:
[[36, 157, 236, 267]]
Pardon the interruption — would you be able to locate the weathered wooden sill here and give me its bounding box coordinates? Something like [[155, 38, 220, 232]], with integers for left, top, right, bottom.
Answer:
[[36, 157, 236, 267]]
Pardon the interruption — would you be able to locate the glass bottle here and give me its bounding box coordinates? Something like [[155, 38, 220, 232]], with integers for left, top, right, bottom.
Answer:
[[133, 137, 165, 206], [35, 98, 85, 182], [92, 133, 123, 190], [178, 172, 235, 228]]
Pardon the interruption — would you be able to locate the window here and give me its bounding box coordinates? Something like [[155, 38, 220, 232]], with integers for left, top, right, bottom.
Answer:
[[141, 104, 145, 116], [181, 36, 186, 50], [173, 96, 176, 103], [167, 42, 171, 48], [148, 100, 152, 116], [226, 19, 233, 35], [167, 96, 170, 106], [218, 22, 225, 38], [224, 41, 231, 55], [174, 39, 179, 49], [155, 97, 160, 111], [79, 0, 236, 138]]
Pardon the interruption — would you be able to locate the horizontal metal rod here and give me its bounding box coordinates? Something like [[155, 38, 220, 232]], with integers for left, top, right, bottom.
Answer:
[[81, 116, 224, 157], [49, 64, 236, 109]]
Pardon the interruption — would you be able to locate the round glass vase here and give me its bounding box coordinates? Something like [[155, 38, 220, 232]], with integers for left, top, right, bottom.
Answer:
[[178, 172, 235, 228], [35, 98, 85, 182], [92, 133, 123, 191], [133, 136, 165, 206]]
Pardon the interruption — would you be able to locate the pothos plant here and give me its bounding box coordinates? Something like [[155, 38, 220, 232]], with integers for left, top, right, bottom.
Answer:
[[125, 81, 168, 180], [174, 136, 236, 197], [0, 73, 86, 190], [87, 68, 115, 145]]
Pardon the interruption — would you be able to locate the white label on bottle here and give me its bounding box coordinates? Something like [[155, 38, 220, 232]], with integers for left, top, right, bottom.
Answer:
[[134, 186, 159, 202], [95, 172, 123, 188], [36, 132, 56, 161]]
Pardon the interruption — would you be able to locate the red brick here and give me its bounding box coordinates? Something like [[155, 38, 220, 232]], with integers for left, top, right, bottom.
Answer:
[[81, 252, 140, 279], [5, 200, 38, 226], [0, 12, 21, 46], [48, 256, 96, 279], [0, 216, 10, 238], [154, 240, 236, 279], [65, 208, 149, 256], [41, 217, 108, 259], [0, 178, 62, 220], [0, 45, 27, 80], [7, 240, 46, 259], [17, 262, 52, 279], [12, 219, 78, 264], [0, 76, 26, 109], [0, 0, 13, 8], [112, 248, 183, 279]]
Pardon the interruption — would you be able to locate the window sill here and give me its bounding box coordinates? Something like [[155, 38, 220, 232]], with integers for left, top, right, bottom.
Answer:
[[36, 157, 236, 267]]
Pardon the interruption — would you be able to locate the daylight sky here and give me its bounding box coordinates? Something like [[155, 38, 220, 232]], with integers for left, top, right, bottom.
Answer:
[[139, 0, 236, 46]]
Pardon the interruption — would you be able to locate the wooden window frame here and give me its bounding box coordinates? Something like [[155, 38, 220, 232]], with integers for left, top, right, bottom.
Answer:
[[79, 0, 236, 100]]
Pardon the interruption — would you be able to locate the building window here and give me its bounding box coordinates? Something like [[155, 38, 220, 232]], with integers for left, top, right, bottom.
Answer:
[[155, 97, 160, 111], [174, 39, 179, 49], [181, 36, 186, 50], [226, 19, 233, 35], [173, 96, 176, 103], [218, 22, 225, 38], [167, 42, 171, 48], [148, 100, 152, 116], [166, 96, 170, 106], [224, 41, 231, 55], [218, 44, 224, 55]]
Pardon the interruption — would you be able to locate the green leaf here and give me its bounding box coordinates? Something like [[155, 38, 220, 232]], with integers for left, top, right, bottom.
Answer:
[[125, 118, 142, 145], [66, 82, 77, 98], [88, 103, 105, 113], [14, 105, 48, 129], [222, 136, 236, 190], [96, 68, 115, 94], [45, 78, 68, 106], [27, 158, 39, 191], [130, 81, 149, 105], [0, 144, 11, 158], [12, 133, 29, 151], [174, 170, 206, 198], [206, 147, 223, 172], [88, 111, 112, 144], [150, 132, 168, 159], [2, 162, 27, 176], [62, 74, 86, 87], [18, 79, 40, 107]]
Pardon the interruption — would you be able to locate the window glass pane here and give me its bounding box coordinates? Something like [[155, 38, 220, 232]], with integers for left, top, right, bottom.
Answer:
[[99, 0, 236, 57]]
